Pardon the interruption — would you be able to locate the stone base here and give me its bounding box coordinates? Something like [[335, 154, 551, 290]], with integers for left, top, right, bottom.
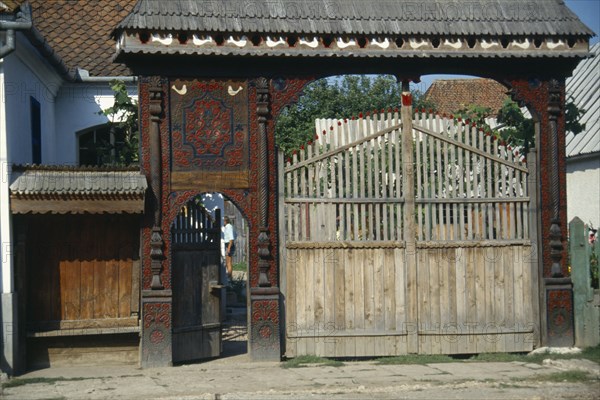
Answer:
[[249, 291, 281, 361], [140, 293, 172, 368], [545, 278, 575, 347]]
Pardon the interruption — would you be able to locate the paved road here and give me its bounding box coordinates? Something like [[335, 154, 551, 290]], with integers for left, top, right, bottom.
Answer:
[[1, 353, 599, 399]]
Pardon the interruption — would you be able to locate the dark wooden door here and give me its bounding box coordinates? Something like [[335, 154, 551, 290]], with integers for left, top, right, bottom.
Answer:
[[171, 202, 222, 363]]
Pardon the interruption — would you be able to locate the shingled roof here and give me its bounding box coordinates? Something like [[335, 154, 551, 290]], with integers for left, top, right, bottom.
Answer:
[[114, 0, 594, 61], [26, 0, 137, 77], [9, 165, 147, 214], [118, 0, 594, 36], [423, 79, 509, 116]]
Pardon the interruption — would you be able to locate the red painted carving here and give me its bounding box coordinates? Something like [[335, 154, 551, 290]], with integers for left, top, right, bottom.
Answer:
[[509, 79, 568, 278], [171, 79, 249, 171], [252, 299, 280, 324]]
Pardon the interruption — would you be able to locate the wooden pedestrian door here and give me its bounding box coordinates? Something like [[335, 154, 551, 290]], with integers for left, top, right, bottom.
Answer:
[[171, 201, 223, 363], [280, 107, 538, 357]]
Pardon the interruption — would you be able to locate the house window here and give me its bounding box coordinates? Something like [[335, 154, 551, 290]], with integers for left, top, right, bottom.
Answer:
[[30, 97, 41, 164], [78, 125, 125, 166]]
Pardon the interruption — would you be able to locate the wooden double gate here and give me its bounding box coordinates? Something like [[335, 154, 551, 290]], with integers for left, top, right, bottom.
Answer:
[[280, 106, 539, 357]]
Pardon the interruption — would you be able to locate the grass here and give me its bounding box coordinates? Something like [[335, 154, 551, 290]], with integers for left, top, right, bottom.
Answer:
[[512, 370, 594, 383], [373, 345, 600, 366], [2, 376, 92, 389], [470, 344, 600, 364], [282, 355, 344, 368], [232, 262, 246, 272]]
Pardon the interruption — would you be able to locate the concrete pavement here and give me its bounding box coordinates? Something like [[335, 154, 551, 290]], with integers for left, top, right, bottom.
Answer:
[[1, 352, 599, 399]]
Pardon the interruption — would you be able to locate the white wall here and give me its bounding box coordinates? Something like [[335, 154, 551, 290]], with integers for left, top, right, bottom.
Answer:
[[2, 34, 61, 165], [55, 82, 138, 165], [567, 155, 600, 228]]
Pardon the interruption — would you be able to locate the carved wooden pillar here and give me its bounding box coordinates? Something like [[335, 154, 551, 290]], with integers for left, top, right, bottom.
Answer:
[[149, 84, 164, 289], [256, 77, 272, 287], [140, 78, 172, 367], [509, 78, 573, 347], [544, 78, 574, 346], [249, 77, 281, 360]]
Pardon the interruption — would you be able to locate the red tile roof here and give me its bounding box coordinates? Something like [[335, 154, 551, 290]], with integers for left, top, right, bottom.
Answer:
[[423, 78, 509, 116], [26, 0, 137, 77]]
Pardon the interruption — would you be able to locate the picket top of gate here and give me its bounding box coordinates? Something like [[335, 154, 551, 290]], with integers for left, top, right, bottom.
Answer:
[[282, 108, 532, 243], [285, 111, 528, 173], [172, 201, 221, 250]]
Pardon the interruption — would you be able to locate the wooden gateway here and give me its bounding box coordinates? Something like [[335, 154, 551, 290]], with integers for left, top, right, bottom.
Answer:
[[111, 0, 594, 365]]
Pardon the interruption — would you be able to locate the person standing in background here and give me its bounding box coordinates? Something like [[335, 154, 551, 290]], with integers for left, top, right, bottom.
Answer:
[[224, 216, 235, 279]]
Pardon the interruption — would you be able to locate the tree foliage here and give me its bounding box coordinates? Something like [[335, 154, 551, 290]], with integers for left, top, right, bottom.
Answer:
[[98, 80, 139, 166], [455, 97, 586, 155], [275, 75, 434, 155]]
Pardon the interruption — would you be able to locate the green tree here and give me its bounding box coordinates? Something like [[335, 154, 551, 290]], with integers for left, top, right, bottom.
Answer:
[[454, 98, 585, 155], [275, 75, 434, 155], [98, 79, 139, 166]]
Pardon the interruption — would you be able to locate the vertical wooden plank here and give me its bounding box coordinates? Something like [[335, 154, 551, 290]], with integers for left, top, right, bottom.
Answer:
[[455, 246, 467, 353], [442, 115, 451, 240], [503, 245, 515, 353], [494, 246, 506, 353], [472, 127, 481, 239], [464, 248, 477, 353], [451, 127, 459, 241], [333, 249, 346, 356], [365, 116, 374, 240], [373, 116, 381, 241], [286, 248, 297, 357], [61, 222, 81, 321], [494, 139, 501, 240], [354, 249, 365, 334], [344, 248, 356, 355], [507, 150, 515, 239], [486, 135, 494, 240], [394, 110, 402, 241], [401, 85, 418, 353], [363, 249, 375, 355], [305, 249, 316, 355], [295, 250, 307, 355], [474, 247, 486, 352], [457, 121, 465, 241], [415, 116, 423, 241], [385, 113, 393, 241], [464, 124, 473, 240], [314, 249, 325, 356], [384, 248, 396, 332], [484, 247, 496, 352]]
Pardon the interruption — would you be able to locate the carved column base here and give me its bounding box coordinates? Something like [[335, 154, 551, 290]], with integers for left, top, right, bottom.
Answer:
[[249, 288, 281, 361], [544, 278, 574, 347], [140, 291, 172, 368]]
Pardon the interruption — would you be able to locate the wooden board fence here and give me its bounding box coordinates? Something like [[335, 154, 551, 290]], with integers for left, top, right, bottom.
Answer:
[[280, 108, 537, 357]]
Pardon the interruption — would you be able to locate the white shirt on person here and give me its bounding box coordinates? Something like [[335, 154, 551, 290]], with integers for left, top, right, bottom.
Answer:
[[224, 223, 234, 243]]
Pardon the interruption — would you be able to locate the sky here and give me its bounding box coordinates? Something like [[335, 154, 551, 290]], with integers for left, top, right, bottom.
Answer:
[[417, 0, 599, 90]]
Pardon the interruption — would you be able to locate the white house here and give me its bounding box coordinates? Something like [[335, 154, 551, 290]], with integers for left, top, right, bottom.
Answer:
[[1, 0, 139, 374], [566, 42, 600, 229]]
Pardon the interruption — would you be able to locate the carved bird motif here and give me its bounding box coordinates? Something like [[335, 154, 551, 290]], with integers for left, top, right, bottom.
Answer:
[[227, 36, 248, 47], [152, 34, 173, 45], [371, 38, 390, 49], [481, 40, 499, 49], [547, 40, 565, 49], [512, 39, 530, 50], [193, 35, 213, 46], [299, 37, 319, 48], [409, 39, 428, 49], [172, 85, 187, 95], [266, 37, 286, 47], [444, 39, 462, 49], [228, 86, 243, 96], [337, 38, 356, 49]]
